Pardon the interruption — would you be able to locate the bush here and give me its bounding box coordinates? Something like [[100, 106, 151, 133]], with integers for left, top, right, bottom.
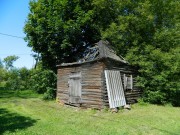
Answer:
[[171, 90, 180, 107], [5, 69, 21, 90], [29, 69, 56, 99], [0, 68, 7, 89], [143, 91, 166, 104], [43, 87, 56, 100], [4, 68, 30, 90], [127, 46, 180, 106]]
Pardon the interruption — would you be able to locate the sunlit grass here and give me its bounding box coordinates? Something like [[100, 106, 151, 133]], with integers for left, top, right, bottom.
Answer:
[[0, 90, 180, 135]]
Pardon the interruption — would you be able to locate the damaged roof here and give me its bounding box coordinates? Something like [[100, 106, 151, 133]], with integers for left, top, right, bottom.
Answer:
[[57, 40, 128, 67]]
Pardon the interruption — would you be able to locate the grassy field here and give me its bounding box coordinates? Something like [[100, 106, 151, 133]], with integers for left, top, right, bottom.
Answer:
[[0, 90, 180, 135]]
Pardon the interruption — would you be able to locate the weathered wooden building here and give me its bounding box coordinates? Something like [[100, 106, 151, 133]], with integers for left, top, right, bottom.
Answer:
[[57, 40, 142, 109]]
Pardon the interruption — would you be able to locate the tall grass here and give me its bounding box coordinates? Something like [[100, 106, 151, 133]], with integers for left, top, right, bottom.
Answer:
[[0, 90, 180, 135]]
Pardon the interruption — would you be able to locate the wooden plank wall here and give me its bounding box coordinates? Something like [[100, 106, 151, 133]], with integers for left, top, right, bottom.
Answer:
[[57, 59, 142, 109], [57, 61, 105, 109]]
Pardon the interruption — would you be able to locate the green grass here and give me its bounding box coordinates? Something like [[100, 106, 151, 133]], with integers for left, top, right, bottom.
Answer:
[[0, 90, 180, 135]]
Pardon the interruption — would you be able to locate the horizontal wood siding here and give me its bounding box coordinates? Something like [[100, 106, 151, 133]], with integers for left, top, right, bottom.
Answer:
[[57, 58, 142, 109], [57, 61, 105, 109], [57, 67, 72, 104]]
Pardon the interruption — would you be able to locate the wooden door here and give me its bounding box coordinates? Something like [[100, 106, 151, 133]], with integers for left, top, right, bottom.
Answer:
[[105, 70, 126, 108], [68, 72, 81, 104]]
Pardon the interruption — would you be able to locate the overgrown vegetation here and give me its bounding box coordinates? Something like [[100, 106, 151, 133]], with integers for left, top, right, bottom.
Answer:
[[24, 0, 180, 106], [29, 65, 56, 99], [102, 0, 180, 106], [0, 90, 180, 135], [0, 57, 56, 100]]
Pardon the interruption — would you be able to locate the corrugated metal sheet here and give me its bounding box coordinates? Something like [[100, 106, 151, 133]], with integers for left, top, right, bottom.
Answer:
[[105, 70, 126, 108]]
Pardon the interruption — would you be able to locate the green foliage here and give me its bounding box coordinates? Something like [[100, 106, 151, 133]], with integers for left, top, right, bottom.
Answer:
[[0, 57, 56, 99], [18, 67, 30, 90], [0, 59, 3, 69], [24, 0, 120, 70], [171, 90, 180, 107], [0, 68, 7, 89], [5, 67, 30, 90], [43, 87, 56, 100], [24, 0, 180, 105], [29, 68, 56, 99], [3, 55, 19, 70], [5, 69, 21, 90], [144, 91, 166, 104], [102, 0, 180, 106], [137, 98, 149, 106]]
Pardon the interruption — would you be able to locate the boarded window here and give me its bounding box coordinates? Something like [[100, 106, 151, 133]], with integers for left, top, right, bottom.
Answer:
[[105, 70, 126, 108], [68, 72, 81, 104], [124, 74, 133, 90]]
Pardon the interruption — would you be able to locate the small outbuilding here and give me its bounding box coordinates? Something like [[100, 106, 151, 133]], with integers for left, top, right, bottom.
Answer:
[[57, 40, 142, 109]]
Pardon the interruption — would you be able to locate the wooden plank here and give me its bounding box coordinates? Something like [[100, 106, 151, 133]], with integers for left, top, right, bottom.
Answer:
[[57, 61, 105, 109]]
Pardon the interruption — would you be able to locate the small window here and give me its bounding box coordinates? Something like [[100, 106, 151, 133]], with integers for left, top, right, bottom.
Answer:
[[124, 74, 133, 90]]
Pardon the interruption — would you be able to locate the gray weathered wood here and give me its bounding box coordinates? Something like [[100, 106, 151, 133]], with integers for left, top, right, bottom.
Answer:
[[56, 40, 142, 109], [68, 72, 81, 104]]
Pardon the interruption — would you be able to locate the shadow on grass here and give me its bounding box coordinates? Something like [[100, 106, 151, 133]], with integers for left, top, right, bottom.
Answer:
[[0, 108, 37, 134]]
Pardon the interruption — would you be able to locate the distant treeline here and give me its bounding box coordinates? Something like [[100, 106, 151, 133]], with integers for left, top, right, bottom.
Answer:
[[0, 57, 56, 100]]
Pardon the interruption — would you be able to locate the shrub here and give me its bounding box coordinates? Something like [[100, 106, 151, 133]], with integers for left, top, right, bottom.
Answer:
[[171, 90, 180, 107], [43, 87, 56, 100], [4, 68, 31, 90], [29, 69, 56, 99], [5, 69, 21, 90], [143, 91, 166, 104]]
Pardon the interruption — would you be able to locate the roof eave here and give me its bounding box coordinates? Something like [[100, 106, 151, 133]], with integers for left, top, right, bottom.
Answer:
[[56, 57, 128, 68]]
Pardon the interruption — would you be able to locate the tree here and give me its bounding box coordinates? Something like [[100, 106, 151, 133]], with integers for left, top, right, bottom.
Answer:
[[25, 0, 180, 105], [31, 53, 40, 69], [18, 67, 30, 90], [5, 69, 21, 90], [24, 0, 119, 71], [0, 68, 7, 89], [3, 55, 19, 70], [0, 59, 3, 69], [102, 0, 180, 105], [29, 62, 57, 99]]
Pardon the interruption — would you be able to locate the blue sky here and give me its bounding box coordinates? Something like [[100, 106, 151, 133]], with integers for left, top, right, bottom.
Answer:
[[0, 0, 34, 69]]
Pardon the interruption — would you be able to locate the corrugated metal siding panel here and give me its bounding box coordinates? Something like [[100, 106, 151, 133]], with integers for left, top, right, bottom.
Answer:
[[105, 70, 126, 108]]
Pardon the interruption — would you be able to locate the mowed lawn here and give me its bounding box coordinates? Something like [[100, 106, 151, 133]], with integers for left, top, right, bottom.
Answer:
[[0, 90, 180, 135]]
